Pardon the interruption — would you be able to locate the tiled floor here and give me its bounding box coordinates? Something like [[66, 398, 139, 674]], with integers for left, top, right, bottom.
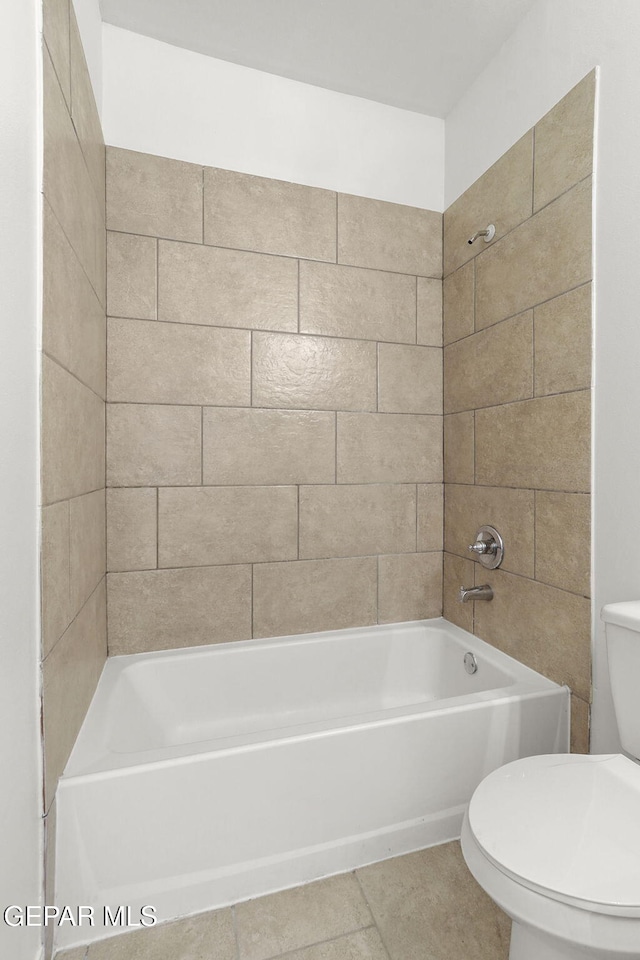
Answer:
[[54, 842, 511, 960]]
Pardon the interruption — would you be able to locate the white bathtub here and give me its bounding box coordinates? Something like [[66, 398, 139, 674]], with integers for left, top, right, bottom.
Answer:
[[55, 618, 569, 949]]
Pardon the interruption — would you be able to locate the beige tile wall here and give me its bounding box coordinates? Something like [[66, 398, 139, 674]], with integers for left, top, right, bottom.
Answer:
[[105, 150, 444, 653], [41, 0, 107, 815], [443, 72, 594, 752]]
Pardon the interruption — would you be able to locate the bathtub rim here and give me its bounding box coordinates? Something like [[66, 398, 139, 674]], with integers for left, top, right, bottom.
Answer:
[[63, 617, 568, 780]]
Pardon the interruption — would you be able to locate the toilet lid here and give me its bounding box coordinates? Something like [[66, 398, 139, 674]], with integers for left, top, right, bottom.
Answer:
[[467, 754, 640, 914]]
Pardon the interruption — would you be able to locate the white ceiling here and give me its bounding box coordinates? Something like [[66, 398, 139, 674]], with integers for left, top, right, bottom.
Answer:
[[99, 0, 537, 118]]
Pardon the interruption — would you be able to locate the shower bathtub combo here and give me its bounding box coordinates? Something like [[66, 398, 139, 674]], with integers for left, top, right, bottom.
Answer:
[[55, 617, 568, 950]]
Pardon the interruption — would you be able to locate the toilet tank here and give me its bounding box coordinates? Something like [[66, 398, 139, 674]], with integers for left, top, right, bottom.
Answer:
[[602, 601, 640, 760]]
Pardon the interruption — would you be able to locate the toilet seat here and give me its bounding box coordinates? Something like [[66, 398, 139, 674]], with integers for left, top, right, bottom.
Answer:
[[467, 753, 640, 918]]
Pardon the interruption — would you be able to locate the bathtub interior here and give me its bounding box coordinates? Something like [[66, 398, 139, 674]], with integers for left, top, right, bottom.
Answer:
[[65, 619, 557, 776]]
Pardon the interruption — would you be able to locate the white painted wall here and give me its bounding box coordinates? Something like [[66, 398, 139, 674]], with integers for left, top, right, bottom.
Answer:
[[446, 0, 640, 752], [0, 0, 43, 957], [71, 0, 102, 112], [101, 25, 445, 211]]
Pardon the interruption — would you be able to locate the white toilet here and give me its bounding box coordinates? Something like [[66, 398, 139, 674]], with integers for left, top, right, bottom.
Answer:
[[461, 601, 640, 960]]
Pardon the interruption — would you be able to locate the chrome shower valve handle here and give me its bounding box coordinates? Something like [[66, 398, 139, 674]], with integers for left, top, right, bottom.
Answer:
[[467, 525, 504, 570]]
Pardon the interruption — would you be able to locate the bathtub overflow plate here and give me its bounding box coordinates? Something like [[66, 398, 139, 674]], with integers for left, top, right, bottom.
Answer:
[[464, 652, 478, 675]]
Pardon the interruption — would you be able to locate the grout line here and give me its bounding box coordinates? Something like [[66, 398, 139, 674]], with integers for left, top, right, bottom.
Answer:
[[42, 350, 105, 403], [42, 576, 106, 664], [131, 549, 442, 576], [375, 343, 379, 412], [106, 397, 446, 418], [444, 384, 590, 417], [353, 871, 393, 960], [256, 924, 378, 960], [415, 275, 418, 343], [200, 407, 204, 484], [440, 278, 592, 347], [442, 171, 592, 282], [334, 412, 338, 484], [104, 228, 442, 281], [105, 312, 433, 349]]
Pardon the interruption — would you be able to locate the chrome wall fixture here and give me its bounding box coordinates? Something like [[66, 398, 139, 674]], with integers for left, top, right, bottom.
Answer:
[[467, 223, 496, 245], [458, 525, 504, 604], [468, 525, 504, 570]]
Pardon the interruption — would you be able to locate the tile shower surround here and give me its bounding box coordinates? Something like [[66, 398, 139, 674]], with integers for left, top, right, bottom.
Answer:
[[105, 150, 444, 653], [442, 72, 594, 754], [41, 0, 107, 813]]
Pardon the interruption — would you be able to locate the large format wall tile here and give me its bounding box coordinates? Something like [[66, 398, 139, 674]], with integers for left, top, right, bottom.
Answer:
[[158, 240, 298, 331], [443, 260, 474, 344], [203, 408, 336, 485], [253, 557, 377, 638], [204, 167, 336, 261], [42, 579, 107, 808], [108, 566, 252, 654], [41, 501, 71, 657], [108, 318, 251, 405], [337, 413, 442, 483], [338, 194, 442, 277], [43, 201, 106, 398], [445, 484, 535, 578], [534, 72, 595, 211], [158, 486, 298, 567], [534, 283, 591, 396], [69, 489, 106, 614], [417, 277, 443, 346], [299, 484, 416, 559], [443, 552, 475, 633], [444, 132, 533, 276], [107, 404, 201, 487], [378, 344, 442, 414], [444, 312, 533, 413], [444, 411, 474, 484], [475, 391, 590, 491], [473, 569, 591, 700], [105, 152, 444, 654], [475, 177, 591, 328], [107, 488, 157, 572], [299, 260, 416, 343], [41, 356, 105, 504], [417, 484, 443, 552], [443, 79, 593, 749], [70, 8, 105, 208], [107, 147, 203, 241], [378, 553, 442, 623], [535, 491, 590, 596], [106, 232, 157, 321], [44, 0, 70, 107], [252, 332, 377, 411], [44, 48, 104, 302]]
